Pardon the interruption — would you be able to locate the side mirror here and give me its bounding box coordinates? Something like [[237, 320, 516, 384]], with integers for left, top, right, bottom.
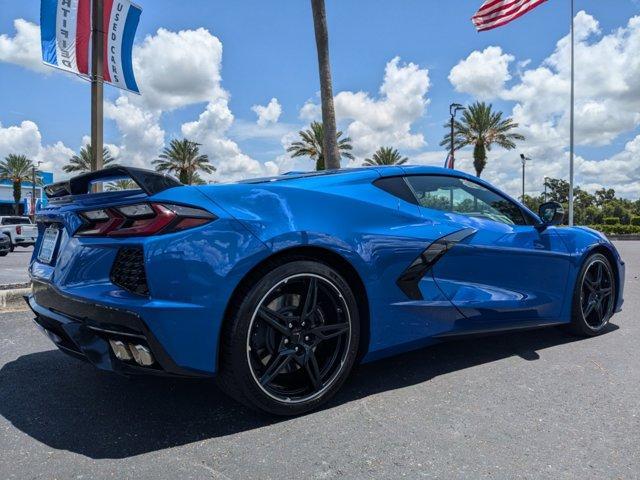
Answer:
[[538, 201, 565, 227]]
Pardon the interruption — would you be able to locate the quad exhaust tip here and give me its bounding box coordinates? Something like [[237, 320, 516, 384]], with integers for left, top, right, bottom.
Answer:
[[109, 340, 155, 367]]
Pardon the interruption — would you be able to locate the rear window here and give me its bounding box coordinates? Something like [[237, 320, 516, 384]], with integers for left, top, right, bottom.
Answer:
[[1, 217, 32, 225]]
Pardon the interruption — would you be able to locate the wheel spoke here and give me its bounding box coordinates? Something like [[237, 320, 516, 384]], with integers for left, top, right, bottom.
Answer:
[[259, 350, 294, 386], [595, 263, 603, 285], [583, 300, 596, 317], [584, 279, 597, 293], [301, 277, 318, 320], [304, 350, 322, 390], [312, 322, 349, 340], [599, 286, 612, 296], [258, 307, 293, 337], [594, 299, 604, 321]]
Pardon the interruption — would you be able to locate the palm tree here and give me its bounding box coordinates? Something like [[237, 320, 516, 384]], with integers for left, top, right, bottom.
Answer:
[[152, 139, 215, 185], [63, 144, 116, 174], [440, 101, 525, 177], [287, 121, 354, 171], [363, 147, 408, 166], [0, 154, 41, 214], [310, 0, 340, 170], [106, 179, 138, 191]]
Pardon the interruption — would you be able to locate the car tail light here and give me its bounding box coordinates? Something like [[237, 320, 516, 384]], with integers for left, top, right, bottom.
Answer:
[[76, 203, 216, 237], [16, 226, 22, 235]]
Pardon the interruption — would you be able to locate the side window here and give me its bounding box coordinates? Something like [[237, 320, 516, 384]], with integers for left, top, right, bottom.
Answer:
[[405, 175, 527, 226]]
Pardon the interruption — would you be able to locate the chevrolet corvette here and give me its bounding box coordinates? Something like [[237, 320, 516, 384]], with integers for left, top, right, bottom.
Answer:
[[28, 165, 625, 415]]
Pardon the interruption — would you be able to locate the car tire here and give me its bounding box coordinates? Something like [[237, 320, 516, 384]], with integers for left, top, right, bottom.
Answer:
[[9, 244, 14, 253], [217, 259, 360, 416], [0, 252, 7, 257], [568, 253, 616, 337]]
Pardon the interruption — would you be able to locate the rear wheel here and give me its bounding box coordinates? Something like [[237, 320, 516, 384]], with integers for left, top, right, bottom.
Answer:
[[217, 260, 359, 416], [569, 253, 616, 336]]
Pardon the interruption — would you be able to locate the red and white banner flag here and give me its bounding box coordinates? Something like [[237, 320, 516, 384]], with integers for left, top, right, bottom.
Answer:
[[472, 0, 548, 32], [41, 0, 142, 93]]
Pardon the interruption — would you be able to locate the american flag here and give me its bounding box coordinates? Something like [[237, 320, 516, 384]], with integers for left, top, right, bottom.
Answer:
[[472, 0, 549, 32]]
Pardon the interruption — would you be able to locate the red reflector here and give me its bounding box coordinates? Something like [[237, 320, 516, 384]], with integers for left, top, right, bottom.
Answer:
[[173, 217, 210, 231], [16, 226, 22, 235]]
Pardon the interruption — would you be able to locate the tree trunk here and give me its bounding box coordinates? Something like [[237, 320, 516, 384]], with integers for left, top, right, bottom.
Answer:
[[311, 0, 340, 170], [473, 140, 487, 177], [12, 180, 21, 215]]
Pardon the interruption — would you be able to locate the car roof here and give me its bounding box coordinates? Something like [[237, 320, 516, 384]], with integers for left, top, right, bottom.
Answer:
[[239, 165, 473, 184]]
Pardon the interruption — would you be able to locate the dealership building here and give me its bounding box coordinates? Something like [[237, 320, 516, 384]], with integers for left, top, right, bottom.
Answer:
[[0, 171, 54, 216]]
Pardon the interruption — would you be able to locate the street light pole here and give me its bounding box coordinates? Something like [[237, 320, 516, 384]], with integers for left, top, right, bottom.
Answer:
[[91, 0, 104, 173], [449, 103, 464, 168], [568, 0, 575, 225], [31, 161, 42, 223], [520, 154, 530, 202]]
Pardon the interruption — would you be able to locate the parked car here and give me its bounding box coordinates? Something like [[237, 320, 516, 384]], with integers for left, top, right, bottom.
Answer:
[[0, 216, 38, 251], [27, 166, 625, 415], [0, 232, 10, 256]]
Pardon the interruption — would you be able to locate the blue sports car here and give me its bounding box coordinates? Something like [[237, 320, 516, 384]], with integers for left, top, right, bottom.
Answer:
[[28, 165, 624, 415]]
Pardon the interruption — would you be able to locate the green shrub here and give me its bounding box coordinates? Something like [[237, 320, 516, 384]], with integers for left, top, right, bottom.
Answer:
[[603, 217, 620, 225], [631, 216, 640, 226], [587, 224, 640, 235]]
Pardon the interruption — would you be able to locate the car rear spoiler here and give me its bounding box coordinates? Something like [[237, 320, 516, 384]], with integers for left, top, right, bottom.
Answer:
[[44, 166, 183, 199]]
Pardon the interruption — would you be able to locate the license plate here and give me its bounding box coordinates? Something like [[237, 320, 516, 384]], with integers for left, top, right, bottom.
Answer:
[[38, 226, 60, 264]]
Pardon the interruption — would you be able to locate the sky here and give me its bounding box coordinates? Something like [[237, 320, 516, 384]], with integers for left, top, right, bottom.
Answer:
[[1, 0, 639, 199]]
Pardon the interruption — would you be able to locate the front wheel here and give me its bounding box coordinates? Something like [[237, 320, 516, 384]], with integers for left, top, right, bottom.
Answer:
[[569, 253, 616, 337], [217, 260, 360, 416]]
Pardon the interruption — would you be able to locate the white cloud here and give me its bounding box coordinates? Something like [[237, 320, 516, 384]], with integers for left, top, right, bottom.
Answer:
[[104, 96, 165, 168], [301, 57, 431, 159], [104, 27, 276, 181], [0, 19, 47, 73], [0, 120, 75, 176], [299, 99, 321, 121], [449, 46, 514, 100], [252, 98, 282, 126], [132, 28, 224, 111], [445, 11, 640, 199]]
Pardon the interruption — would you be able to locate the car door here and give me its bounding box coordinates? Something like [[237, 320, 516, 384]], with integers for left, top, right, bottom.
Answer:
[[404, 174, 572, 334]]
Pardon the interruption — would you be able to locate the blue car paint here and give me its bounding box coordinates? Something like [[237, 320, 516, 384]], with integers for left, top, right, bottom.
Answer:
[[29, 166, 625, 375]]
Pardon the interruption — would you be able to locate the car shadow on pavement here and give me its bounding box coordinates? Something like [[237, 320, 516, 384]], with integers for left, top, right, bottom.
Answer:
[[0, 323, 618, 459]]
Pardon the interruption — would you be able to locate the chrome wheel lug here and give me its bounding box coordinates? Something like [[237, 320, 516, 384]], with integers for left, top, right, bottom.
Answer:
[[304, 336, 310, 342], [284, 339, 289, 344]]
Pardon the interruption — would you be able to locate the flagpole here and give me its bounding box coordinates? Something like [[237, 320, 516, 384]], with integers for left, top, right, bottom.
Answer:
[[568, 0, 575, 226], [91, 0, 104, 173]]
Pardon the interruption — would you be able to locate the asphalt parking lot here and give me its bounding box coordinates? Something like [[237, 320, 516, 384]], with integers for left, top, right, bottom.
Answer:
[[0, 243, 638, 479], [0, 247, 32, 286]]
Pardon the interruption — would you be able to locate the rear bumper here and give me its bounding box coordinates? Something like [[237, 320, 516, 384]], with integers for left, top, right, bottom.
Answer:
[[27, 281, 213, 378], [14, 236, 37, 245]]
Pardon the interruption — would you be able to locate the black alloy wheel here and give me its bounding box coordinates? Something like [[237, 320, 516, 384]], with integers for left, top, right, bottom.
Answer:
[[570, 253, 616, 336], [247, 273, 351, 402], [217, 260, 360, 415]]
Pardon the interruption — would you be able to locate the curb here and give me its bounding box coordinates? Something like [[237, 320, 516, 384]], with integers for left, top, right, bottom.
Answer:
[[607, 235, 640, 241], [0, 285, 31, 311]]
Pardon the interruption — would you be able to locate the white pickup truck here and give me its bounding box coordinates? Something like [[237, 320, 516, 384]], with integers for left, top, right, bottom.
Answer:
[[0, 216, 38, 252]]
